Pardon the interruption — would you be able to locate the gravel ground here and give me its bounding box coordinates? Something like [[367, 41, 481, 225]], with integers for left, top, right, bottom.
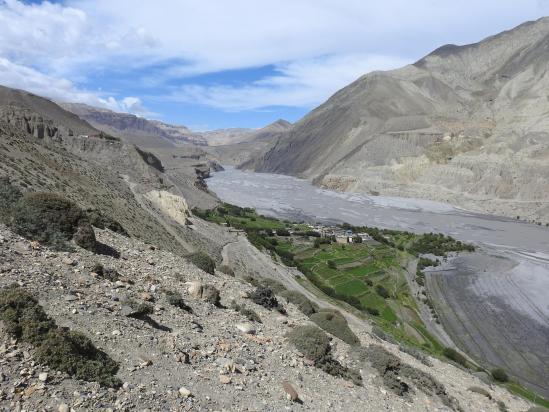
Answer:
[[0, 225, 534, 411]]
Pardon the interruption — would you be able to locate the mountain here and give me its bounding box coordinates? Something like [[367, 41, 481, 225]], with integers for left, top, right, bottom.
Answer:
[[0, 83, 545, 410], [246, 17, 549, 222], [59, 102, 206, 147], [61, 103, 291, 150], [0, 85, 224, 256]]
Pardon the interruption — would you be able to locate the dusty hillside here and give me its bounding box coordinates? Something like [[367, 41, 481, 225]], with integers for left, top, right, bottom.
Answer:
[[0, 86, 222, 256], [246, 17, 549, 222], [0, 224, 535, 411]]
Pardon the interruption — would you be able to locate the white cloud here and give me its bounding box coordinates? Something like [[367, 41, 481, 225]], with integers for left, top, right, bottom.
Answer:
[[0, 0, 548, 113], [169, 54, 410, 110], [0, 56, 148, 115]]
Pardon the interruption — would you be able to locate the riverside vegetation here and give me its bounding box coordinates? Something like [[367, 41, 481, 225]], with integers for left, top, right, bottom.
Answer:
[[194, 203, 549, 409]]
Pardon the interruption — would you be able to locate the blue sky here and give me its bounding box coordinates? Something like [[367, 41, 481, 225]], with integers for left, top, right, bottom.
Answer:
[[1, 1, 548, 130]]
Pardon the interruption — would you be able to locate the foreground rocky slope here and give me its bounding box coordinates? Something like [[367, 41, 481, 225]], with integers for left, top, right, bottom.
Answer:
[[0, 224, 534, 411], [246, 17, 549, 222]]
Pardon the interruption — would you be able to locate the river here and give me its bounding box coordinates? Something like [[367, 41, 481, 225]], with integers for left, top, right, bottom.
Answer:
[[208, 166, 549, 397]]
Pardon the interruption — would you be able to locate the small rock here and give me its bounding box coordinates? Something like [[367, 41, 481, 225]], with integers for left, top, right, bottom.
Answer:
[[178, 387, 192, 398], [236, 323, 256, 335], [187, 282, 203, 298], [62, 257, 77, 266], [58, 404, 70, 412], [38, 372, 48, 382], [112, 330, 122, 336], [122, 382, 134, 391], [282, 381, 299, 402], [219, 375, 232, 384], [139, 292, 154, 302]]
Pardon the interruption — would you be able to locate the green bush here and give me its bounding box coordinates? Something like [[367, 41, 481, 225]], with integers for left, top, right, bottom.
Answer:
[[375, 285, 390, 299], [443, 347, 468, 367], [0, 285, 119, 387], [230, 300, 261, 323], [187, 252, 216, 275], [287, 325, 331, 361], [10, 192, 96, 251], [73, 222, 97, 250], [85, 209, 128, 236], [91, 264, 120, 281], [491, 368, 509, 383], [36, 329, 120, 387], [0, 177, 22, 221], [250, 287, 284, 313], [165, 290, 192, 312], [309, 310, 359, 346], [365, 307, 380, 316], [287, 325, 362, 385], [279, 290, 318, 316]]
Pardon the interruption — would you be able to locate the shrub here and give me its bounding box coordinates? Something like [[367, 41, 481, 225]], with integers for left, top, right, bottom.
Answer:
[[0, 177, 22, 221], [0, 285, 119, 387], [122, 299, 154, 317], [360, 345, 457, 408], [287, 325, 362, 385], [375, 285, 390, 299], [187, 252, 216, 275], [309, 310, 359, 346], [73, 222, 97, 250], [327, 260, 337, 269], [279, 290, 318, 316], [287, 325, 331, 361], [165, 290, 192, 312], [250, 287, 284, 312], [11, 192, 96, 251], [201, 284, 221, 307], [365, 307, 380, 316], [230, 300, 261, 323], [443, 347, 468, 367], [36, 329, 120, 387], [491, 368, 509, 383], [85, 209, 128, 236], [276, 228, 290, 236], [218, 265, 235, 277], [91, 264, 120, 281]]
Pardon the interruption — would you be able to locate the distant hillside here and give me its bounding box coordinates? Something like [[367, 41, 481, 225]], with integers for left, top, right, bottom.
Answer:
[[246, 17, 549, 222], [61, 103, 291, 149], [60, 102, 206, 148]]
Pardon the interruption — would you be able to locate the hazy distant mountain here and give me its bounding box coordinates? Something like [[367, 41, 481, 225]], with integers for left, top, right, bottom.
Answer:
[[246, 17, 549, 221], [60, 103, 206, 147], [61, 102, 291, 149]]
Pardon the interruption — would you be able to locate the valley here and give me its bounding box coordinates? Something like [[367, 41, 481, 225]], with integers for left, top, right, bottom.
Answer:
[[207, 167, 549, 399]]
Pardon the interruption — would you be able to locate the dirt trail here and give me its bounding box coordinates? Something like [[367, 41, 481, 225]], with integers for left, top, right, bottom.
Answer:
[[222, 236, 371, 332]]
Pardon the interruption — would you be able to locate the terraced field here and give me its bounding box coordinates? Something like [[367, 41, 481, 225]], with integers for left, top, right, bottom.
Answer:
[[289, 241, 435, 347]]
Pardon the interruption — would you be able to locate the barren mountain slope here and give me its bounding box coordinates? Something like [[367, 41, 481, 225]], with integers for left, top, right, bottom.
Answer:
[[0, 87, 222, 256], [247, 17, 549, 222], [59, 103, 205, 148], [61, 103, 291, 150]]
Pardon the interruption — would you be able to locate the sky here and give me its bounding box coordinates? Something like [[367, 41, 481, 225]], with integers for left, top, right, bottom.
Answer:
[[0, 1, 548, 130]]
